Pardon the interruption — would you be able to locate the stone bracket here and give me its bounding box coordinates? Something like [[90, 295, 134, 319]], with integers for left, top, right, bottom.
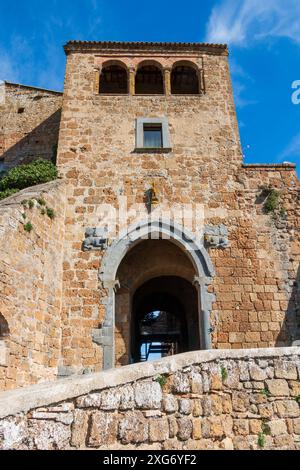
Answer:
[[92, 327, 113, 347], [83, 228, 108, 251], [204, 224, 229, 249]]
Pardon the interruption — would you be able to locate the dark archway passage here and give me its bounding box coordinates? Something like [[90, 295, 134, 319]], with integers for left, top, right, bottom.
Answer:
[[132, 276, 199, 363], [115, 239, 202, 366]]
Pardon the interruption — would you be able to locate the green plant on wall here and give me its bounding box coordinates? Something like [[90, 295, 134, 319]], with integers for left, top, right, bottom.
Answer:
[[261, 420, 271, 436], [46, 207, 55, 220], [24, 222, 33, 233], [263, 188, 280, 214], [221, 366, 228, 382], [155, 375, 167, 389], [258, 432, 266, 449], [0, 188, 20, 201], [260, 386, 270, 398], [37, 198, 46, 206]]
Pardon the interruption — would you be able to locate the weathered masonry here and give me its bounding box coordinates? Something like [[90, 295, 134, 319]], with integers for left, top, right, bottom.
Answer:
[[0, 41, 299, 392], [0, 81, 62, 170], [0, 348, 300, 450]]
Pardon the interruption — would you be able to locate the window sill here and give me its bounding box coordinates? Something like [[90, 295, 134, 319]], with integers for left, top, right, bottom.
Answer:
[[134, 148, 172, 154]]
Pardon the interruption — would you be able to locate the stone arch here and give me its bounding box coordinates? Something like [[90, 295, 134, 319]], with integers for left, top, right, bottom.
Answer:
[[99, 60, 128, 94], [171, 60, 201, 95], [0, 313, 9, 367], [95, 219, 215, 370], [135, 60, 164, 95], [0, 313, 9, 338]]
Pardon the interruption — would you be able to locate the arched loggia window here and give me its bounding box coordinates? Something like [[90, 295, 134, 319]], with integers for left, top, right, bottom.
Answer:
[[135, 64, 164, 95], [171, 64, 200, 95], [99, 63, 128, 94]]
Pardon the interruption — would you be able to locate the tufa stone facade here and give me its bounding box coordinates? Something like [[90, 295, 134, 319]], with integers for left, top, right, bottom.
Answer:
[[0, 81, 62, 170], [0, 41, 299, 391], [0, 348, 300, 450]]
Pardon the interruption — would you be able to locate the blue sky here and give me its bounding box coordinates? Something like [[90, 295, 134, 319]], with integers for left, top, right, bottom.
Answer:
[[0, 0, 299, 173]]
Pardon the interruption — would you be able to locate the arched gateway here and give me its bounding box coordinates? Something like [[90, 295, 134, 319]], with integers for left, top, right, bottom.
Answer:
[[96, 219, 215, 370]]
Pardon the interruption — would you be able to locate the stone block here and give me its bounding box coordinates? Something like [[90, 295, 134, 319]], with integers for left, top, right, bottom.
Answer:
[[163, 395, 178, 414], [88, 411, 118, 447], [276, 400, 300, 418], [134, 381, 162, 409], [268, 419, 287, 437], [274, 361, 298, 380], [177, 418, 193, 441], [29, 420, 71, 450], [168, 417, 178, 439], [119, 411, 148, 444], [172, 372, 190, 394], [233, 419, 249, 436], [221, 437, 234, 450], [178, 399, 192, 415], [76, 393, 101, 408], [193, 399, 203, 417], [71, 409, 89, 448], [149, 418, 169, 443], [119, 385, 135, 410], [293, 418, 300, 434], [0, 417, 28, 450], [202, 417, 224, 438], [190, 371, 203, 394], [232, 392, 250, 412], [249, 364, 267, 381], [100, 389, 121, 410], [192, 419, 202, 440], [266, 379, 290, 396]]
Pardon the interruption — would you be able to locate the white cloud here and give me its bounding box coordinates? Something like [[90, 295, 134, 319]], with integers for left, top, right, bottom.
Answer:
[[206, 0, 300, 46], [0, 49, 21, 83], [279, 133, 300, 162], [229, 59, 257, 109]]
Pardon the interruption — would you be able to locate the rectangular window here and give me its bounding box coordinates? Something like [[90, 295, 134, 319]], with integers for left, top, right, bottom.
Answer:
[[136, 118, 171, 152], [143, 124, 163, 148]]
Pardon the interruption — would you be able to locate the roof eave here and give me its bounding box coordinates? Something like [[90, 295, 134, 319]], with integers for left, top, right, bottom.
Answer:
[[63, 41, 228, 56]]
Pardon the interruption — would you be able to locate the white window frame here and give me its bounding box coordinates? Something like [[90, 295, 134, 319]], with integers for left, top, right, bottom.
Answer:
[[136, 118, 171, 151]]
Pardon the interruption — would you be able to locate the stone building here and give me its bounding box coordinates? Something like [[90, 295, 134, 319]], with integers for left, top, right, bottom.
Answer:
[[0, 81, 62, 171], [0, 41, 299, 391]]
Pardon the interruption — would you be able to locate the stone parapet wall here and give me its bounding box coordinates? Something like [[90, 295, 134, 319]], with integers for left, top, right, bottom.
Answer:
[[0, 181, 67, 390], [0, 348, 299, 450]]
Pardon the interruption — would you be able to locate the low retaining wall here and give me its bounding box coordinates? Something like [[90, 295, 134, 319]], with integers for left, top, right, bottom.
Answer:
[[0, 348, 300, 450]]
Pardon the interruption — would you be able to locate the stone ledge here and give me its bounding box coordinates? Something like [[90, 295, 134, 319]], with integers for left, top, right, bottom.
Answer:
[[242, 163, 297, 170], [0, 347, 299, 419], [0, 180, 65, 210]]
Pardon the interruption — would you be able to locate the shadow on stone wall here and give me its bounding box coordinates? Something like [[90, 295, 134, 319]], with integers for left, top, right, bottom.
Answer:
[[1, 109, 61, 167], [276, 264, 300, 346]]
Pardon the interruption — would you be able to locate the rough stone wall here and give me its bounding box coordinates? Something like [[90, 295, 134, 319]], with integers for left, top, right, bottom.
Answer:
[[210, 165, 300, 349], [0, 181, 66, 390], [56, 44, 300, 374], [0, 82, 62, 168], [0, 348, 299, 450], [56, 46, 244, 374]]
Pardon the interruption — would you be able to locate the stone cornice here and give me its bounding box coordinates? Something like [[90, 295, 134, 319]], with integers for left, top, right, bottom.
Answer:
[[242, 163, 296, 169], [64, 41, 228, 56]]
